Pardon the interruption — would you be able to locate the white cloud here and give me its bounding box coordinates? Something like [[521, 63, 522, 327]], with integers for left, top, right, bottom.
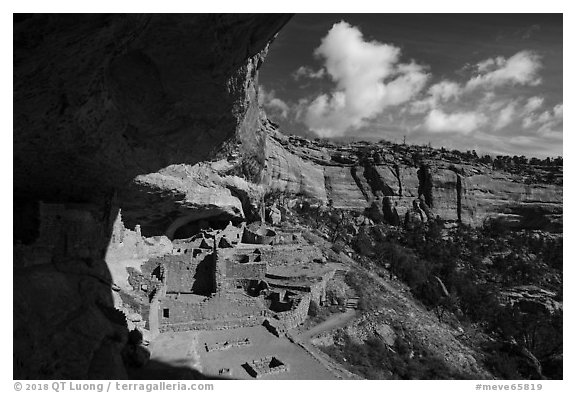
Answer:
[[553, 104, 563, 118], [303, 21, 429, 137], [259, 87, 289, 118], [494, 101, 517, 130], [523, 96, 544, 114], [424, 109, 486, 134], [293, 66, 326, 80], [269, 98, 289, 118], [409, 80, 461, 113], [408, 99, 432, 115], [522, 116, 535, 129], [466, 50, 542, 90], [476, 56, 506, 73], [537, 111, 552, 124], [520, 97, 563, 131], [428, 80, 461, 102], [521, 101, 563, 133], [536, 103, 563, 135]]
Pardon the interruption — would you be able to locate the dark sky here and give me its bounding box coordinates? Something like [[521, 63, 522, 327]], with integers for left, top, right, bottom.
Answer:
[[259, 14, 563, 158]]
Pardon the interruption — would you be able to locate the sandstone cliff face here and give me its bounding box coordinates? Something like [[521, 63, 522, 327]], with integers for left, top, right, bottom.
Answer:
[[261, 127, 562, 231], [262, 133, 328, 201]]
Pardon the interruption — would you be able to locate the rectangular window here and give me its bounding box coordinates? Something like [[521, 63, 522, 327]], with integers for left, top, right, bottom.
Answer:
[[163, 308, 170, 318]]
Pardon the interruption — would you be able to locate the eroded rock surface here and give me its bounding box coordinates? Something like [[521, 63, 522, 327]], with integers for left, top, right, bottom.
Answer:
[[14, 14, 291, 204], [261, 127, 562, 231]]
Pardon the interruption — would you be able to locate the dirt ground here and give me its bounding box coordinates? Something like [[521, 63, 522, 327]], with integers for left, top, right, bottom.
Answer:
[[147, 325, 337, 379]]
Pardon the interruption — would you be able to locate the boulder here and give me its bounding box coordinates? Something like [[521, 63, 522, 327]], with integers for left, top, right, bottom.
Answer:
[[374, 323, 397, 346]]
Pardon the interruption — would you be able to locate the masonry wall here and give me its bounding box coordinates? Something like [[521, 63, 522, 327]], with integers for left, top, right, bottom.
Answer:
[[160, 316, 262, 332], [157, 292, 267, 332], [309, 270, 336, 305], [17, 202, 116, 268], [149, 297, 160, 338], [274, 293, 311, 330], [218, 222, 244, 245], [38, 202, 105, 259], [165, 256, 215, 294], [225, 260, 267, 280], [157, 296, 206, 325], [172, 237, 213, 253]]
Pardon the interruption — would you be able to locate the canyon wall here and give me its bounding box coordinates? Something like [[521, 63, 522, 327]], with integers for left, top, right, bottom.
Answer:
[[262, 129, 562, 231]]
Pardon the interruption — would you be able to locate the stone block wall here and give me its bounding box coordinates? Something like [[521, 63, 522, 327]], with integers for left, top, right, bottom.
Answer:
[[154, 291, 267, 333], [218, 221, 245, 245], [309, 270, 336, 305], [274, 293, 311, 330], [156, 296, 206, 326], [164, 255, 215, 295], [160, 316, 262, 333], [225, 260, 267, 280]]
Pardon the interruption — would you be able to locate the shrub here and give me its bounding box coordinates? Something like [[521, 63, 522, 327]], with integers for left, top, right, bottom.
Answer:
[[326, 279, 348, 306]]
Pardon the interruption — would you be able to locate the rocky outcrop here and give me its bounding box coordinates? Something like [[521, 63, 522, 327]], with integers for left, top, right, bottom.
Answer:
[[118, 162, 264, 238], [499, 285, 562, 315]]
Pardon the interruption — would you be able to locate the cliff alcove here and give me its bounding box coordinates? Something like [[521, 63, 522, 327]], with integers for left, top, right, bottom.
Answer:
[[13, 13, 292, 379]]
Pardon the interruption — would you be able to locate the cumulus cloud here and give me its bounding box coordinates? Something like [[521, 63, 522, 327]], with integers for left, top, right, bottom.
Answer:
[[410, 51, 543, 122], [476, 57, 506, 73], [523, 96, 544, 113], [466, 50, 542, 90], [290, 26, 552, 146], [424, 109, 486, 134], [553, 103, 563, 118], [494, 101, 518, 130], [532, 103, 563, 135], [409, 80, 461, 114], [520, 96, 563, 131], [410, 51, 545, 136], [303, 21, 429, 137], [429, 80, 461, 102], [293, 66, 326, 80], [259, 87, 290, 118]]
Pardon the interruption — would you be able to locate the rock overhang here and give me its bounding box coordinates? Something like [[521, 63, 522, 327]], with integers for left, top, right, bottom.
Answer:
[[14, 14, 292, 205]]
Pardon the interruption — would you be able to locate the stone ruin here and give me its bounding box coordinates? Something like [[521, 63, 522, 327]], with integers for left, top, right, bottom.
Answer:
[[218, 368, 233, 377], [242, 222, 278, 245], [139, 238, 270, 335], [205, 337, 251, 352], [242, 356, 289, 378], [116, 205, 337, 339], [262, 319, 286, 337]]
